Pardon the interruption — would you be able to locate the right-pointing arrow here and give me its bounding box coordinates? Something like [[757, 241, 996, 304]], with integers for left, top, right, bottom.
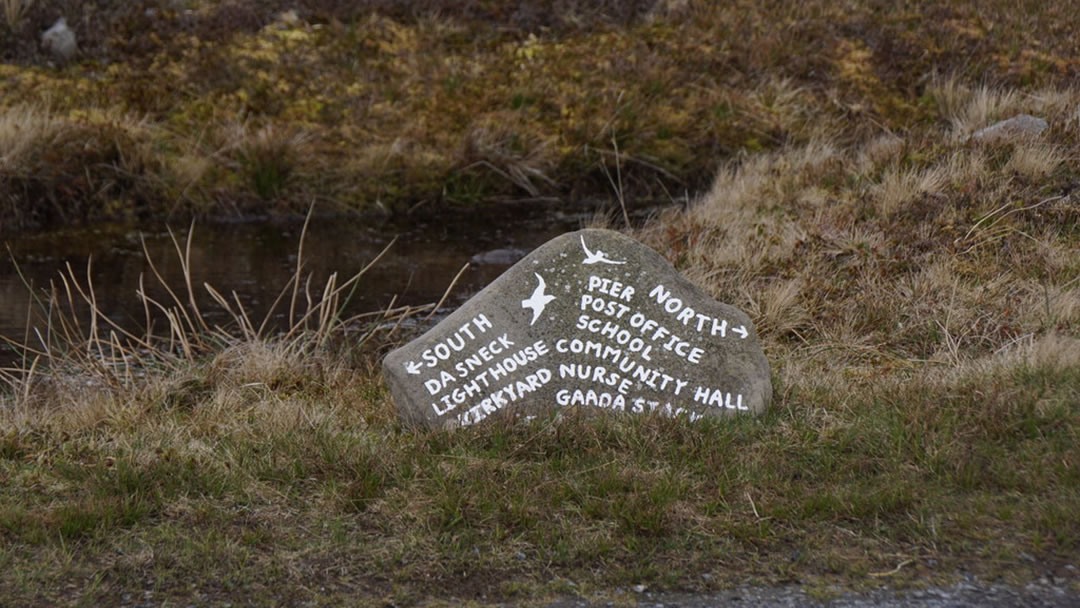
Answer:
[[733, 325, 748, 339]]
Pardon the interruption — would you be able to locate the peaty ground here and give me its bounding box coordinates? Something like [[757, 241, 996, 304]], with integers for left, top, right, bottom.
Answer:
[[3, 0, 1080, 229]]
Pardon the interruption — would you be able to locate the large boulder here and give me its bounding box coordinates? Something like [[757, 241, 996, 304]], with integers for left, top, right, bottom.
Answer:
[[41, 18, 78, 62], [383, 229, 772, 429]]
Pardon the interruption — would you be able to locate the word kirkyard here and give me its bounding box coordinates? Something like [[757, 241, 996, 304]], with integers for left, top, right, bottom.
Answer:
[[383, 229, 772, 429]]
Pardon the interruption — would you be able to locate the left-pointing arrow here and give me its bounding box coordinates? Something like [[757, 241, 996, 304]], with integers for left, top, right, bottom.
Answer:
[[405, 361, 423, 375]]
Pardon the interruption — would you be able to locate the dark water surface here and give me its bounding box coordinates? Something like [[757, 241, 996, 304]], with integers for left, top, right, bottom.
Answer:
[[0, 207, 596, 363]]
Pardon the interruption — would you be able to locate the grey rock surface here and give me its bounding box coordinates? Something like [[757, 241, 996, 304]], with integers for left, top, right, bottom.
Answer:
[[971, 114, 1049, 142], [41, 17, 78, 62], [383, 229, 771, 429]]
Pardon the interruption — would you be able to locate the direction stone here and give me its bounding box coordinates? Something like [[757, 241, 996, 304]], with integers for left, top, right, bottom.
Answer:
[[382, 229, 772, 429]]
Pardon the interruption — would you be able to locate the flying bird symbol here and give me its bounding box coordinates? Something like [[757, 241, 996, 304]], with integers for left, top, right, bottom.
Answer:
[[521, 273, 556, 326], [581, 235, 626, 265]]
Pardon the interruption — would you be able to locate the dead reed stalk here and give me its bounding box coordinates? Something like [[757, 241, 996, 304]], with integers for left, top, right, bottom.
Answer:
[[0, 210, 432, 402]]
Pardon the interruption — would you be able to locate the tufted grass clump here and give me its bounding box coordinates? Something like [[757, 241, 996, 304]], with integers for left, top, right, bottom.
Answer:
[[1, 0, 32, 31], [0, 105, 159, 228]]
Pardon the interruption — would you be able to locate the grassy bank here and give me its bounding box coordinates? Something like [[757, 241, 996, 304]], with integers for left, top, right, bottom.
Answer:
[[3, 0, 1080, 229], [2, 73, 1079, 605]]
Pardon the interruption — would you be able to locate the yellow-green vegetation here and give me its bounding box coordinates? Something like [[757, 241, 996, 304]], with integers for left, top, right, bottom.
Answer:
[[3, 0, 1080, 229], [2, 1, 1080, 606]]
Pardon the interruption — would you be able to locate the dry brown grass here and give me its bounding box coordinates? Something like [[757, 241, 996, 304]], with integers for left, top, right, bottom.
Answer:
[[1, 0, 31, 31], [0, 103, 160, 228], [1007, 142, 1062, 179], [0, 104, 53, 170], [640, 79, 1080, 377], [0, 209, 416, 404]]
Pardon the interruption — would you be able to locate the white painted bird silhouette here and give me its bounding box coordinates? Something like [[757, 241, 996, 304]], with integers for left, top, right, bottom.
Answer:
[[521, 273, 556, 325], [581, 235, 625, 265]]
